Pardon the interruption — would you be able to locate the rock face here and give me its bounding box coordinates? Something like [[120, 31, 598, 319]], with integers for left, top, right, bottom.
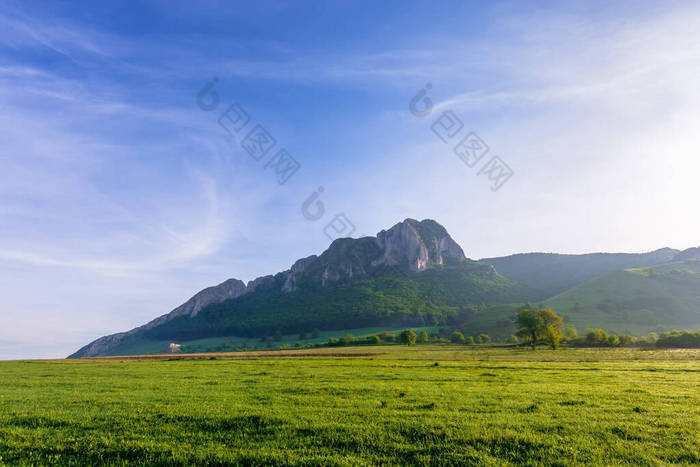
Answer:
[[275, 219, 467, 288], [69, 219, 467, 358], [282, 255, 318, 292], [373, 218, 466, 271]]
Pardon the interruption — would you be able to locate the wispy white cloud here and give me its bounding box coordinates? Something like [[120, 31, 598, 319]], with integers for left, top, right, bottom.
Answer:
[[334, 2, 700, 259]]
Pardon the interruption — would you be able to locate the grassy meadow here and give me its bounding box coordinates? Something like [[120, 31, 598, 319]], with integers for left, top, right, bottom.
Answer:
[[1, 346, 699, 465], [108, 326, 441, 356]]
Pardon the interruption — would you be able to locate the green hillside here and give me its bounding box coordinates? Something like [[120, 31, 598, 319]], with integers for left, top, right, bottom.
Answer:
[[545, 259, 700, 334], [142, 262, 534, 343], [104, 325, 442, 355], [482, 249, 678, 299]]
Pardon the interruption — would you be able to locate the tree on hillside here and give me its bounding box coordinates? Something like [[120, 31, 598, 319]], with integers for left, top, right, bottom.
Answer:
[[342, 334, 356, 345], [563, 326, 578, 340], [380, 331, 395, 343], [366, 335, 381, 345], [399, 329, 417, 346], [585, 328, 609, 346], [516, 308, 564, 349], [545, 325, 562, 349], [450, 331, 466, 344], [418, 331, 429, 344], [467, 336, 475, 345], [478, 333, 491, 343]]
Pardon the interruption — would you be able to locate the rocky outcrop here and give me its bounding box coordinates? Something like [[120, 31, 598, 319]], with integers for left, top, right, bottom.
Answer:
[[282, 255, 318, 292], [276, 219, 468, 288], [246, 275, 275, 292], [372, 219, 466, 271]]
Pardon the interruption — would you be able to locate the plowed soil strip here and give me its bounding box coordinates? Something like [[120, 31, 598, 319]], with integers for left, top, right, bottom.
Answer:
[[84, 351, 383, 361]]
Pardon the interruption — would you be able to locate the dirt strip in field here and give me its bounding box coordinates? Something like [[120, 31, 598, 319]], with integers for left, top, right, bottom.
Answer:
[[77, 351, 384, 361]]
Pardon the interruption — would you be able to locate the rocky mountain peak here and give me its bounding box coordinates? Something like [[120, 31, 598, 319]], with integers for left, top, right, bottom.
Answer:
[[278, 218, 468, 288], [373, 218, 466, 271]]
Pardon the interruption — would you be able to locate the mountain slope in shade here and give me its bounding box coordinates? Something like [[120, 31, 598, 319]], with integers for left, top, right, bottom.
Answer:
[[545, 259, 700, 334], [480, 249, 679, 299], [70, 219, 529, 358], [673, 246, 700, 262]]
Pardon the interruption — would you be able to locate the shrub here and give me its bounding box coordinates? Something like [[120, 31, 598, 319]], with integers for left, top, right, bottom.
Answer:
[[585, 328, 610, 346], [399, 329, 418, 346], [365, 335, 381, 345], [379, 331, 395, 343], [545, 325, 562, 350], [656, 330, 700, 348], [478, 333, 491, 343], [618, 334, 635, 347], [450, 332, 466, 344], [563, 326, 578, 340], [576, 329, 636, 347], [418, 331, 429, 344], [341, 334, 356, 345], [467, 336, 475, 345], [509, 335, 519, 345]]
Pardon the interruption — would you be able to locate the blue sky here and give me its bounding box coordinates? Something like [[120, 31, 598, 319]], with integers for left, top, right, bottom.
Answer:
[[2, 0, 700, 359]]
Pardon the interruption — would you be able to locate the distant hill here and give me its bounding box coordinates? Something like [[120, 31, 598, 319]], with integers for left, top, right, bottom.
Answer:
[[69, 217, 699, 358], [70, 219, 533, 358], [480, 249, 679, 299], [673, 246, 700, 262], [545, 259, 700, 334]]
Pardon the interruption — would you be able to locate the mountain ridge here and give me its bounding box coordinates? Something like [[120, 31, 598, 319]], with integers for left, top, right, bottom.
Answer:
[[69, 219, 477, 357], [69, 219, 694, 358], [673, 246, 700, 262], [480, 248, 679, 298]]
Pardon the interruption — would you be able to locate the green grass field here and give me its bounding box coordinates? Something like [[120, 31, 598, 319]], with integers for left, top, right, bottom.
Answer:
[[1, 346, 699, 465], [109, 326, 443, 355]]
